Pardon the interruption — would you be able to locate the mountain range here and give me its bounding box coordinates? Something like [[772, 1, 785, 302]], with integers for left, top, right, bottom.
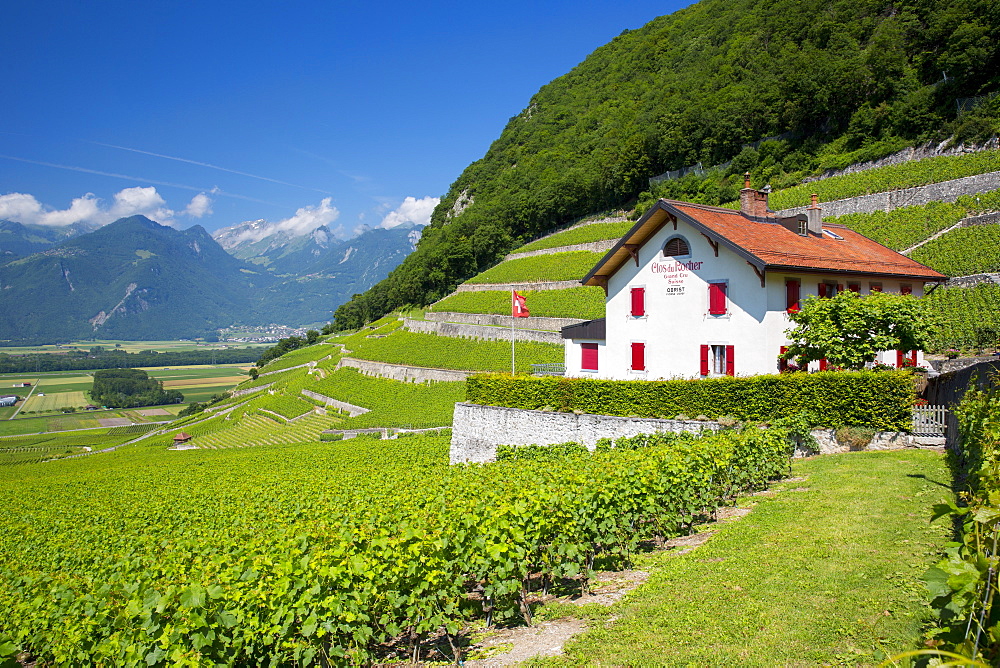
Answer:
[[0, 216, 418, 342]]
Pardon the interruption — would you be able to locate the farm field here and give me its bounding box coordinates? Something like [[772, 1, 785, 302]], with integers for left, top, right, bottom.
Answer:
[[0, 340, 270, 355], [0, 430, 141, 466]]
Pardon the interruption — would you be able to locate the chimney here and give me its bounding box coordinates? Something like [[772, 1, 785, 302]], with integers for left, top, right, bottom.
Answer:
[[739, 172, 770, 218], [806, 193, 822, 235]]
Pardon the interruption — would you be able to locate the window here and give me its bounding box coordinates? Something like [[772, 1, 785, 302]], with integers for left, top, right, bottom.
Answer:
[[708, 281, 727, 315], [631, 342, 645, 371], [901, 284, 912, 295], [779, 346, 789, 372], [870, 283, 882, 293], [630, 287, 645, 316], [581, 343, 598, 371], [847, 283, 860, 293], [786, 279, 800, 313], [818, 282, 837, 298], [663, 236, 690, 257], [701, 344, 734, 376]]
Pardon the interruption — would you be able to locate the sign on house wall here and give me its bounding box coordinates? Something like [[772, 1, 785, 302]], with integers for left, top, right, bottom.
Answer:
[[651, 258, 703, 294]]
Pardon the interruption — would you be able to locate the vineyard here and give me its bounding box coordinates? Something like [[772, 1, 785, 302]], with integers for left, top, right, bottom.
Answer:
[[259, 343, 335, 372], [826, 201, 968, 251], [925, 283, 1000, 352], [171, 412, 335, 450], [516, 220, 634, 253], [0, 431, 137, 466], [463, 251, 603, 285], [309, 368, 465, 429], [0, 426, 792, 665], [909, 225, 1000, 277], [345, 329, 563, 373], [750, 149, 1000, 211], [428, 287, 606, 320]]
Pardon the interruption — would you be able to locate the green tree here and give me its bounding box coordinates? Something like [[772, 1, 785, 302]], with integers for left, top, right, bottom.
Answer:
[[782, 291, 938, 370], [249, 367, 259, 381]]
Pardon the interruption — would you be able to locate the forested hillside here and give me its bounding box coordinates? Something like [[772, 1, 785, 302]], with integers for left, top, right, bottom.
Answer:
[[335, 0, 1000, 328]]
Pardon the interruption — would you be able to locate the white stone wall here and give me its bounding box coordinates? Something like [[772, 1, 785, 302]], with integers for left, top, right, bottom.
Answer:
[[450, 402, 719, 464], [450, 403, 920, 464]]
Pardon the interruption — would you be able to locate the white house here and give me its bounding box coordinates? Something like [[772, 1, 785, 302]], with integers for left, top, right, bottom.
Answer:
[[561, 177, 947, 379]]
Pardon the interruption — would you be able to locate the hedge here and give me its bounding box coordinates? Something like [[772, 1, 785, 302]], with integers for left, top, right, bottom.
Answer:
[[465, 370, 916, 431]]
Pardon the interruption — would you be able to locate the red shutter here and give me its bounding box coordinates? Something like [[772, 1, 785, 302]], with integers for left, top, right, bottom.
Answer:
[[630, 287, 645, 316], [786, 280, 800, 312], [819, 358, 827, 371], [896, 350, 904, 368], [779, 346, 789, 372], [725, 345, 735, 376], [837, 284, 844, 295], [631, 342, 645, 371], [901, 285, 912, 295], [709, 282, 727, 315], [700, 345, 709, 376], [581, 343, 598, 371], [848, 283, 860, 293], [871, 284, 882, 293], [818, 283, 828, 298], [909, 349, 918, 366]]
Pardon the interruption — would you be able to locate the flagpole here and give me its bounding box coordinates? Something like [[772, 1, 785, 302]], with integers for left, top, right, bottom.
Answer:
[[511, 289, 516, 375]]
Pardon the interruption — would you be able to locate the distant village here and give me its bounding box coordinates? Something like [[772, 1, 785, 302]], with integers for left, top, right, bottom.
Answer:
[[218, 324, 311, 343]]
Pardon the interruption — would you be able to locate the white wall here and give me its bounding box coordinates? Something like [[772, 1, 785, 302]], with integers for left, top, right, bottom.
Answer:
[[566, 221, 929, 379]]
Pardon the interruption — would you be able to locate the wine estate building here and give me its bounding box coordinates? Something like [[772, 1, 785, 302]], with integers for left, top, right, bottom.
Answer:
[[560, 177, 946, 379]]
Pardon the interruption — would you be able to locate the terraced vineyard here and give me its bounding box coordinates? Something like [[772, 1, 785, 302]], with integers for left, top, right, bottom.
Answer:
[[428, 286, 605, 319], [258, 342, 336, 372], [910, 225, 1000, 276], [516, 220, 633, 253], [925, 283, 1000, 352], [464, 251, 603, 284], [760, 149, 1000, 210], [346, 330, 562, 373], [827, 201, 968, 251], [0, 431, 137, 465], [187, 412, 334, 450]]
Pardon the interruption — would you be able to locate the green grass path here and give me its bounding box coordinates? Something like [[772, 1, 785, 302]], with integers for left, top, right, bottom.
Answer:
[[543, 449, 952, 666]]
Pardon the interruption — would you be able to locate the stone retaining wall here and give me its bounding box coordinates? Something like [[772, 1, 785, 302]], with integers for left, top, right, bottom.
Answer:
[[504, 239, 616, 261], [454, 280, 583, 293], [230, 384, 272, 398], [450, 402, 719, 464], [337, 357, 471, 382], [423, 312, 583, 332], [402, 318, 563, 344], [449, 402, 922, 464], [776, 170, 1000, 218], [945, 273, 1000, 288], [300, 388, 369, 416]]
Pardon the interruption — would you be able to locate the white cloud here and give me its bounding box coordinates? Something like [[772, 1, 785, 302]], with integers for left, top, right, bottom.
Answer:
[[273, 197, 340, 236], [378, 196, 439, 229], [0, 187, 178, 227], [184, 192, 213, 218], [215, 197, 343, 246]]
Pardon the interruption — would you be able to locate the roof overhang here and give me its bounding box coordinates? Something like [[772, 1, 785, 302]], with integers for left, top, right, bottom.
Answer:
[[581, 200, 765, 288], [561, 317, 606, 340]]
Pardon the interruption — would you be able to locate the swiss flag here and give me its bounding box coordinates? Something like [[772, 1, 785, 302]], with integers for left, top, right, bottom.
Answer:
[[512, 291, 529, 317]]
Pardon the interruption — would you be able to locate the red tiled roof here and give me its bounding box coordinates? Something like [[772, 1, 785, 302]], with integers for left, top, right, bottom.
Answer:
[[582, 199, 946, 285]]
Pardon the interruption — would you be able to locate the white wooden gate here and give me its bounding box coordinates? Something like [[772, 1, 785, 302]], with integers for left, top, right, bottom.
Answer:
[[912, 405, 947, 436]]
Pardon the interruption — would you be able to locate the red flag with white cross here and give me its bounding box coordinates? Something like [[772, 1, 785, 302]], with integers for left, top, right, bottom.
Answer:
[[512, 291, 529, 317]]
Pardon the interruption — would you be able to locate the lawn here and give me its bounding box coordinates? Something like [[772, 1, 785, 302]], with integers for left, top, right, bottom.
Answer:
[[539, 449, 952, 666]]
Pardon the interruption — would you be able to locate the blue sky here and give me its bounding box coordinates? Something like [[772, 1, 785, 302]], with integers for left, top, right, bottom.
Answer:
[[1, 1, 689, 240]]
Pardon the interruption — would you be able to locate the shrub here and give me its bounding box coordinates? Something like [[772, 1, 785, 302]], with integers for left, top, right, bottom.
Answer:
[[465, 370, 915, 431]]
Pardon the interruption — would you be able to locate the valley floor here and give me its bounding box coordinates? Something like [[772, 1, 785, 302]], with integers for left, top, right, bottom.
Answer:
[[524, 449, 951, 666]]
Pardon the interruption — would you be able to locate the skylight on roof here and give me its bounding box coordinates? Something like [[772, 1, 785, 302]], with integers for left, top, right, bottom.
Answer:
[[822, 229, 844, 240]]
